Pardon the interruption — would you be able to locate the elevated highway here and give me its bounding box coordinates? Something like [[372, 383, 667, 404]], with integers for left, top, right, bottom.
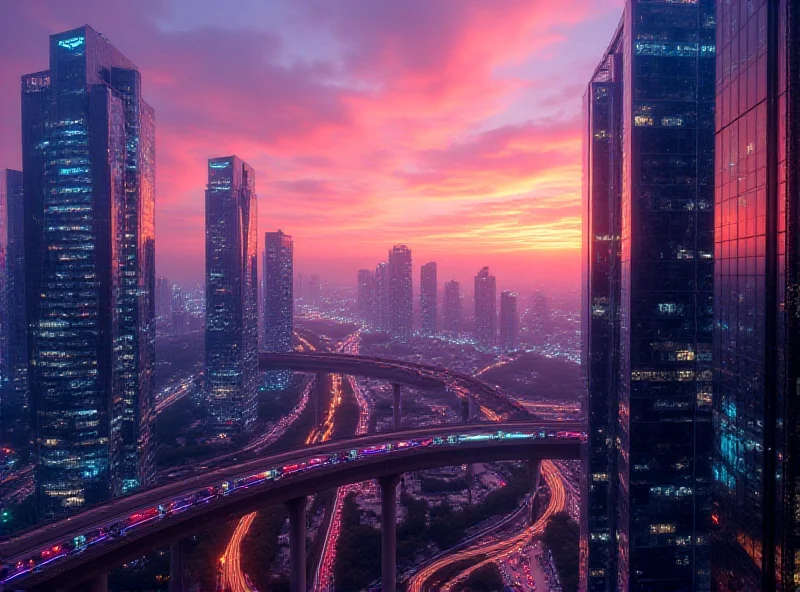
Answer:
[[258, 352, 528, 418], [0, 422, 583, 591]]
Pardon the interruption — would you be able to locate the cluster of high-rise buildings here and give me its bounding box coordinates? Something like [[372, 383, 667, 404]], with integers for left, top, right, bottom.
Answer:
[[581, 1, 800, 590], [356, 257, 518, 349], [0, 26, 297, 519]]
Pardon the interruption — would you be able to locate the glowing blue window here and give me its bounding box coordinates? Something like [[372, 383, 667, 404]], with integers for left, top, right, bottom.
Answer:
[[210, 161, 231, 169]]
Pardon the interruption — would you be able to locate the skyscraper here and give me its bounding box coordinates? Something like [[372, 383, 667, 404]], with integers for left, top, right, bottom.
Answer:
[[0, 170, 27, 449], [22, 26, 156, 517], [155, 276, 171, 320], [171, 285, 187, 336], [388, 245, 413, 341], [474, 267, 496, 347], [205, 156, 258, 436], [263, 230, 293, 389], [374, 262, 390, 332], [499, 291, 518, 351], [442, 280, 462, 335], [581, 2, 715, 589], [308, 274, 321, 305], [712, 2, 800, 589], [357, 269, 374, 322], [420, 262, 437, 336]]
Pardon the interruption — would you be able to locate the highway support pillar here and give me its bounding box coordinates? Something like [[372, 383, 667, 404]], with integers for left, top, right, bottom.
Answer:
[[392, 383, 402, 430], [528, 459, 542, 525], [169, 538, 187, 592], [288, 496, 307, 592], [87, 573, 108, 592], [380, 474, 401, 592]]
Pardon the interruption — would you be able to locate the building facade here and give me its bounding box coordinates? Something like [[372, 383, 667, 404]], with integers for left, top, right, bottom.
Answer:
[[205, 156, 258, 436], [499, 291, 518, 351], [581, 1, 716, 589], [357, 269, 374, 323], [474, 267, 496, 347], [0, 169, 27, 450], [263, 231, 293, 390], [22, 26, 156, 518], [420, 262, 437, 335], [443, 280, 462, 334], [712, 1, 800, 590], [388, 245, 413, 341], [374, 262, 390, 332]]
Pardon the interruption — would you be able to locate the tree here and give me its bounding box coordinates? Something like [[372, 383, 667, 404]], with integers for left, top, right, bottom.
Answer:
[[460, 563, 504, 592]]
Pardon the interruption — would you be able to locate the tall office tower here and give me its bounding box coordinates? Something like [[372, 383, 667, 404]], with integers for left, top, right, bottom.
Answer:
[[295, 273, 303, 302], [474, 267, 496, 347], [420, 262, 437, 336], [532, 291, 551, 337], [442, 280, 462, 334], [712, 2, 800, 590], [155, 276, 172, 320], [374, 262, 391, 332], [357, 269, 375, 322], [170, 285, 186, 336], [263, 231, 293, 389], [308, 274, 321, 305], [0, 170, 27, 449], [499, 291, 518, 351], [22, 27, 156, 518], [388, 245, 413, 341], [205, 156, 258, 436], [581, 2, 715, 589]]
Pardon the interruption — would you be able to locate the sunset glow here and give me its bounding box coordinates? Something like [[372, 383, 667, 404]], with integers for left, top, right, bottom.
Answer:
[[0, 0, 623, 286]]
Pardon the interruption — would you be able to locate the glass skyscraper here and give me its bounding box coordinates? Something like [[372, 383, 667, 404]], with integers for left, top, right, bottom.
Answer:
[[374, 262, 390, 332], [474, 266, 496, 347], [499, 291, 518, 351], [0, 169, 28, 450], [420, 261, 437, 336], [581, 1, 716, 589], [712, 1, 800, 589], [388, 245, 413, 341], [443, 279, 462, 335], [205, 156, 258, 436], [263, 230, 293, 389], [22, 26, 156, 518], [357, 269, 374, 323]]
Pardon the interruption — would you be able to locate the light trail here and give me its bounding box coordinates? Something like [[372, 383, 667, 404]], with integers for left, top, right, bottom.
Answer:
[[221, 512, 258, 592], [406, 460, 565, 592]]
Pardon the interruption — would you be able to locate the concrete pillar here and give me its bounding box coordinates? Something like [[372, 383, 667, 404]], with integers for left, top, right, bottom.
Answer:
[[528, 460, 542, 525], [468, 397, 478, 422], [169, 539, 186, 592], [392, 383, 402, 430], [288, 496, 307, 592], [461, 398, 470, 422], [87, 573, 108, 592], [379, 474, 401, 592]]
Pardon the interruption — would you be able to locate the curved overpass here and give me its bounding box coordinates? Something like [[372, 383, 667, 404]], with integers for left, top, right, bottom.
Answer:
[[258, 352, 527, 417], [0, 422, 583, 591]]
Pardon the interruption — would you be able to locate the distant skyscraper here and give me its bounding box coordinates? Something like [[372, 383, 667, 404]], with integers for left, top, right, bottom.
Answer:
[[22, 27, 156, 518], [263, 231, 293, 389], [532, 291, 550, 337], [711, 2, 800, 590], [474, 267, 496, 347], [388, 245, 413, 341], [581, 2, 715, 589], [155, 276, 172, 320], [205, 156, 258, 436], [420, 262, 437, 336], [442, 280, 462, 334], [0, 170, 27, 449], [374, 262, 390, 332], [499, 291, 518, 351], [308, 274, 321, 305], [357, 269, 375, 322], [171, 286, 185, 335]]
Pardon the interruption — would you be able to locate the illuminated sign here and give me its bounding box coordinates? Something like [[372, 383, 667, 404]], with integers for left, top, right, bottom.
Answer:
[[58, 36, 85, 50], [209, 161, 231, 169]]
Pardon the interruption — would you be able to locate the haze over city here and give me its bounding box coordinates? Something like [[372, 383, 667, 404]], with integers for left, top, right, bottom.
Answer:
[[0, 0, 623, 288]]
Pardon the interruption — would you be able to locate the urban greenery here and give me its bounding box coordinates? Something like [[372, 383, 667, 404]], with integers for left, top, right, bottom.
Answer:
[[542, 511, 580, 592]]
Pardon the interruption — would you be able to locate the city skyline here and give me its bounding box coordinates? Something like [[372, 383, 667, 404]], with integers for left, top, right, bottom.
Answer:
[[0, 1, 626, 289]]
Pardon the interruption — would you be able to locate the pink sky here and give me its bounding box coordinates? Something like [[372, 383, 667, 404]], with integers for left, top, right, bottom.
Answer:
[[0, 0, 622, 291]]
